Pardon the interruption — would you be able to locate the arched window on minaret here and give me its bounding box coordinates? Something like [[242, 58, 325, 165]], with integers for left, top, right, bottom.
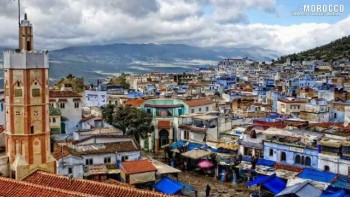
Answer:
[[30, 126, 34, 134], [15, 140, 19, 155], [21, 140, 25, 157]]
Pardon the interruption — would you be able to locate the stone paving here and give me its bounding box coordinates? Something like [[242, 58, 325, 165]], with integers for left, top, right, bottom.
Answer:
[[142, 151, 254, 197], [178, 171, 253, 197]]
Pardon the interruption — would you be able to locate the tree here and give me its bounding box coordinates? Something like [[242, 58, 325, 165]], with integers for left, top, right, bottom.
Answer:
[[101, 104, 115, 125], [102, 105, 153, 141], [110, 73, 131, 89]]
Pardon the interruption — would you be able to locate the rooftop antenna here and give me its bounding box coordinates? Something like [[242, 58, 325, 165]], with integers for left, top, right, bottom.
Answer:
[[17, 0, 21, 27]]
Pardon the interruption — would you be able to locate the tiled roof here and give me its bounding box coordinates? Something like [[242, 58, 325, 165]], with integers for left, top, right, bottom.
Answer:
[[49, 90, 82, 98], [121, 160, 157, 174], [0, 176, 90, 197], [81, 115, 96, 122], [23, 171, 172, 197], [72, 135, 139, 149], [144, 104, 183, 108], [183, 98, 213, 107], [124, 99, 145, 107], [73, 141, 139, 155], [53, 145, 79, 160], [158, 120, 171, 129], [104, 179, 134, 188]]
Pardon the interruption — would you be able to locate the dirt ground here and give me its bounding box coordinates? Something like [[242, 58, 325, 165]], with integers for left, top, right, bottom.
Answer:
[[142, 151, 253, 197]]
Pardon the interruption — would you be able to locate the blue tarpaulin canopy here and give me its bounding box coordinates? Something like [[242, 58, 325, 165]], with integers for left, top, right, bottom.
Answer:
[[247, 173, 286, 194], [298, 169, 337, 183], [169, 140, 187, 149], [169, 140, 206, 151], [154, 177, 194, 195], [321, 190, 347, 197], [331, 175, 350, 190], [257, 159, 275, 167]]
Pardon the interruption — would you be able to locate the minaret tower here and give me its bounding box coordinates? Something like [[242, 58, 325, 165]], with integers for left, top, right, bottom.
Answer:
[[3, 13, 55, 180]]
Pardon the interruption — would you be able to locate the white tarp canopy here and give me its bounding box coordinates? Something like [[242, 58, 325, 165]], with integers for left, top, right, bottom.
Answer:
[[181, 149, 211, 160], [129, 171, 156, 184]]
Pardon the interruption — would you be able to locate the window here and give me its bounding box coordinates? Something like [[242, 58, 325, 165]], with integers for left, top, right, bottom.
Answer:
[[60, 103, 65, 109], [52, 117, 56, 123], [85, 158, 93, 165], [32, 89, 40, 97], [104, 157, 111, 164], [324, 165, 330, 172], [206, 107, 209, 111], [121, 156, 129, 161], [16, 111, 20, 116], [68, 167, 73, 174], [30, 126, 34, 134], [305, 156, 311, 166], [14, 89, 22, 97], [280, 152, 286, 162], [191, 109, 194, 113], [74, 102, 79, 108], [146, 108, 151, 114], [199, 108, 202, 112], [0, 103, 3, 112], [269, 148, 273, 157], [295, 155, 301, 164]]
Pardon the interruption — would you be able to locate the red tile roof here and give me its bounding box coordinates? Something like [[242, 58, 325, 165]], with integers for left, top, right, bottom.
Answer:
[[81, 115, 96, 122], [49, 90, 82, 98], [23, 171, 172, 197], [0, 176, 90, 197], [53, 145, 76, 160], [183, 98, 213, 107], [124, 99, 145, 107], [144, 104, 183, 108], [158, 120, 171, 129], [121, 160, 157, 174]]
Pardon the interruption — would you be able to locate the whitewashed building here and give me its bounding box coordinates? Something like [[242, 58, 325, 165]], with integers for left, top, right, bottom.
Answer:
[[55, 135, 141, 179]]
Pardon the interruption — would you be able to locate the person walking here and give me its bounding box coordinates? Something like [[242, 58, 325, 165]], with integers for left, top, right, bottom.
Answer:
[[206, 184, 211, 197]]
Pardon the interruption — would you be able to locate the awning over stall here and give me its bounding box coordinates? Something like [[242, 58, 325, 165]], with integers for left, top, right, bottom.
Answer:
[[154, 177, 195, 195], [276, 181, 322, 197], [247, 173, 286, 194], [181, 149, 211, 160]]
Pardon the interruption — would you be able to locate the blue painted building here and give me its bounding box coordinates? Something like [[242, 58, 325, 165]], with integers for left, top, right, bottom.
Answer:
[[215, 75, 237, 90], [264, 141, 319, 169]]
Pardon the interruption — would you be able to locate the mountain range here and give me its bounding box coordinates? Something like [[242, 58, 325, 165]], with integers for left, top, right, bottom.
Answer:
[[0, 43, 281, 86]]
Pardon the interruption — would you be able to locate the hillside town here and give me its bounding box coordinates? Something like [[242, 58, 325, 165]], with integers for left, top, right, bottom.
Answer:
[[2, 6, 350, 197]]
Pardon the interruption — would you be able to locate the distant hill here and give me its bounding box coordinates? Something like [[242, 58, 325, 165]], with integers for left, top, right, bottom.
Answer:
[[278, 35, 350, 63], [0, 43, 281, 86]]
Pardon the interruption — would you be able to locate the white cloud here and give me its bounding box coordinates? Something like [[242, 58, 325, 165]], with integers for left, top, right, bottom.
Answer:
[[0, 0, 349, 55]]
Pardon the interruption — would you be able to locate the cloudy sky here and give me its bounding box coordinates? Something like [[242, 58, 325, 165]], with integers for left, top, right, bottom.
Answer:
[[1, 0, 350, 54]]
